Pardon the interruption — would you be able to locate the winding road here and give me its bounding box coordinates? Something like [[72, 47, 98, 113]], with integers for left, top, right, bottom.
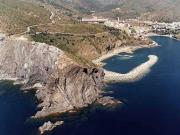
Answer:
[[15, 4, 56, 37]]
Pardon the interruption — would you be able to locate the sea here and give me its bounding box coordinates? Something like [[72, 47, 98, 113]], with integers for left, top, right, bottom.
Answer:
[[0, 36, 180, 135]]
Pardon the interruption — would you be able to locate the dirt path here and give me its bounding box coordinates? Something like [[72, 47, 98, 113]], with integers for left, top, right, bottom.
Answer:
[[14, 4, 56, 37]]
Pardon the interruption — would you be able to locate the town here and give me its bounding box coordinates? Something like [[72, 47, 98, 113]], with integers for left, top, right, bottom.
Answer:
[[82, 15, 180, 40]]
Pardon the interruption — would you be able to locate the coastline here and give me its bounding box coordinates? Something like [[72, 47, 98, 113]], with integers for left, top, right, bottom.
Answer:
[[104, 55, 158, 83], [93, 41, 158, 66], [93, 41, 159, 83], [147, 33, 180, 41], [159, 35, 180, 41]]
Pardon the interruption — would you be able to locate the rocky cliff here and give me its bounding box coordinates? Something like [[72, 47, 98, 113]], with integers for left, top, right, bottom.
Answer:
[[0, 37, 105, 118]]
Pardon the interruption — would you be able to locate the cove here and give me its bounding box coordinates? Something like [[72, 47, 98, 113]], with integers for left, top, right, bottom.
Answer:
[[0, 36, 180, 135], [53, 36, 180, 135]]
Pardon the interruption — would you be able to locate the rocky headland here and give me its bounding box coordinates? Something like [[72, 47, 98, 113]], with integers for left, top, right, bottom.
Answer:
[[0, 32, 154, 134], [0, 35, 111, 120]]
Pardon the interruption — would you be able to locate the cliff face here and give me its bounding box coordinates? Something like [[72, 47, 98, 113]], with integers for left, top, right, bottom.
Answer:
[[0, 37, 104, 118]]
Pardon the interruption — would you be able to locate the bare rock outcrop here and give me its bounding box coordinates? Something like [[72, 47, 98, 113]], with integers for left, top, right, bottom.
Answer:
[[35, 66, 105, 118], [39, 121, 64, 134], [0, 37, 105, 118], [96, 96, 122, 106]]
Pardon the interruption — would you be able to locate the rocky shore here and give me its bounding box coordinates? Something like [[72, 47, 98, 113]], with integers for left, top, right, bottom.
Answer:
[[0, 34, 120, 132], [0, 33, 158, 114], [0, 36, 107, 117], [39, 121, 64, 134], [0, 32, 157, 133]]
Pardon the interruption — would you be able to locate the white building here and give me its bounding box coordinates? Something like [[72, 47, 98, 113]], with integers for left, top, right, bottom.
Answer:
[[82, 16, 108, 24]]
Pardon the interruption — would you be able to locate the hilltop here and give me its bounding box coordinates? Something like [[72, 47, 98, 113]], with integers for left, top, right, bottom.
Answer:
[[116, 0, 180, 22], [41, 0, 125, 13], [42, 0, 180, 22]]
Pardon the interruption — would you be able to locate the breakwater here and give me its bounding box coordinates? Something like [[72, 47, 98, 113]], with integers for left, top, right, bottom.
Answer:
[[104, 55, 158, 83]]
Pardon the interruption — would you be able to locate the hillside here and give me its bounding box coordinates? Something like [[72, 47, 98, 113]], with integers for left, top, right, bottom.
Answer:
[[0, 0, 157, 131], [0, 0, 50, 34], [0, 0, 74, 34], [41, 0, 125, 13], [0, 0, 120, 129], [0, 0, 152, 66], [31, 23, 151, 66], [118, 0, 180, 22], [43, 0, 180, 22]]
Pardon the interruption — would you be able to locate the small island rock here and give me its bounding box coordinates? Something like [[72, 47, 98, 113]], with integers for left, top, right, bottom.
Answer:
[[39, 121, 64, 134]]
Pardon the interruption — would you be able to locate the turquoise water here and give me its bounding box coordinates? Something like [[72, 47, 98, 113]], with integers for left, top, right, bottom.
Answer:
[[0, 36, 180, 135]]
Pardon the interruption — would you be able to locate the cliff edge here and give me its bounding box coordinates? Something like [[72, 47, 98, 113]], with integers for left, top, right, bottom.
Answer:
[[0, 37, 105, 118]]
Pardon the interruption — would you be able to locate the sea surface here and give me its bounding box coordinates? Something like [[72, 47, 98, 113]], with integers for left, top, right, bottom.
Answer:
[[0, 36, 180, 135], [0, 81, 37, 135]]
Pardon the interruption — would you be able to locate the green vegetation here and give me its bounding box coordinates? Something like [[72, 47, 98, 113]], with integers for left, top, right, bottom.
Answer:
[[35, 23, 108, 34], [31, 24, 130, 66], [0, 0, 77, 34], [32, 32, 97, 67], [0, 0, 155, 67]]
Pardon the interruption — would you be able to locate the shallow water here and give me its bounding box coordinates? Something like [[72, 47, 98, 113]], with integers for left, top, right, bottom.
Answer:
[[1, 36, 180, 135]]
